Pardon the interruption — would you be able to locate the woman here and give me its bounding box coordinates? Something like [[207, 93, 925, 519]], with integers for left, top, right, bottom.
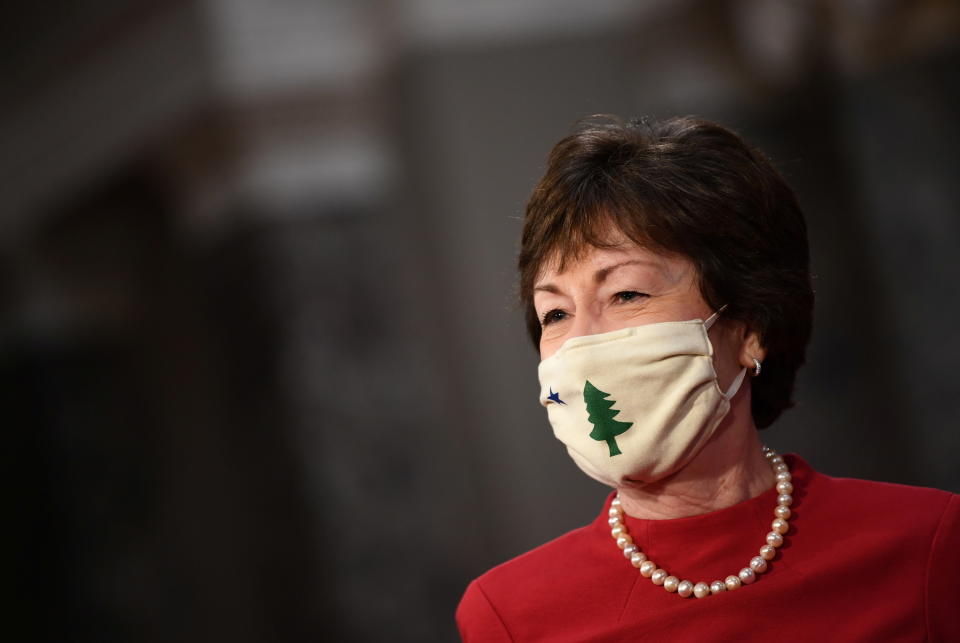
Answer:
[[456, 116, 959, 641]]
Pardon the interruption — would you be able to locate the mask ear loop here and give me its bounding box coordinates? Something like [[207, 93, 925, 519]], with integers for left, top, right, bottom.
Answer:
[[724, 367, 748, 401], [703, 304, 729, 330], [703, 304, 746, 399]]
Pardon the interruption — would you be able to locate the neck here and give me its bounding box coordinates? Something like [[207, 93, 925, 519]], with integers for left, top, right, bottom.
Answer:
[[616, 388, 774, 520]]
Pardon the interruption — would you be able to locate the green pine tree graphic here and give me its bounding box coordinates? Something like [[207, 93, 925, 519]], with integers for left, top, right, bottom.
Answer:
[[583, 380, 633, 457]]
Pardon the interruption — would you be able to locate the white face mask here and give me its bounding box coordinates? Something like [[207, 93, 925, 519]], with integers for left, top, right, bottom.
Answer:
[[537, 309, 746, 488]]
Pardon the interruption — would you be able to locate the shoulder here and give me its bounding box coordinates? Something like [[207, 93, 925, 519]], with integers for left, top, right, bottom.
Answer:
[[455, 525, 595, 642], [793, 455, 960, 640], [784, 453, 952, 519], [457, 494, 637, 640], [821, 476, 960, 643], [801, 457, 955, 525], [467, 517, 609, 601], [793, 455, 957, 558]]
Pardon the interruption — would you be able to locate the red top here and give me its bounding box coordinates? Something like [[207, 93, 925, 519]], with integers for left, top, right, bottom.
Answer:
[[456, 455, 960, 642]]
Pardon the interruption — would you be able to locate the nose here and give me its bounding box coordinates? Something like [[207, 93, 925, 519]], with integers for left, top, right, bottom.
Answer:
[[567, 307, 605, 341]]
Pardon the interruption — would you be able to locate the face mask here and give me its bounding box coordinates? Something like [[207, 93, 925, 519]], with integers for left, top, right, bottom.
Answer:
[[537, 309, 746, 488]]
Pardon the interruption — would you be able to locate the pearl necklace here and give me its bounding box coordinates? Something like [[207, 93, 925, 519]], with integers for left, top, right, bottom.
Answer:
[[608, 446, 793, 599]]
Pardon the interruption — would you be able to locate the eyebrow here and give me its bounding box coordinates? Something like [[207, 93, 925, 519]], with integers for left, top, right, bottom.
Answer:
[[533, 259, 662, 295]]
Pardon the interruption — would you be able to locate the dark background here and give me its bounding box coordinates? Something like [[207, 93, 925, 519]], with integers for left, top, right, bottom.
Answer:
[[3, 1, 959, 641]]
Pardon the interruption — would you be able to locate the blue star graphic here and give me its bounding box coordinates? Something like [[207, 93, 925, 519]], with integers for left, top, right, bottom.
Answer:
[[547, 388, 566, 405]]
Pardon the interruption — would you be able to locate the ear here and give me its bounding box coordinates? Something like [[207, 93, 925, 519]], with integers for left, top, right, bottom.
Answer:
[[739, 326, 767, 373]]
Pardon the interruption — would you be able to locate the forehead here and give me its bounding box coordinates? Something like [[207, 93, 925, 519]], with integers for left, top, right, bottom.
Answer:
[[534, 239, 690, 286]]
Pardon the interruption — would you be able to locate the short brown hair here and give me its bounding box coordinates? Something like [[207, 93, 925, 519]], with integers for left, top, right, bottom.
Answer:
[[518, 115, 814, 429]]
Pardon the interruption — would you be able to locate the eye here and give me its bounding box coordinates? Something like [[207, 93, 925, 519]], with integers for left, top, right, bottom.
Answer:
[[614, 291, 648, 303], [540, 308, 568, 326]]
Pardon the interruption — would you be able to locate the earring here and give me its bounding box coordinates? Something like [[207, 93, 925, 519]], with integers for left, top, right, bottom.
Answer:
[[752, 358, 762, 376]]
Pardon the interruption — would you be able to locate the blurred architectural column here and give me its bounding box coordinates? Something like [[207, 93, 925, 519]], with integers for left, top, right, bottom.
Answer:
[[829, 0, 960, 491]]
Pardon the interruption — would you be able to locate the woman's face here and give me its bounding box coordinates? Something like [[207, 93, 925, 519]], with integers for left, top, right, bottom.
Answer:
[[532, 237, 763, 393]]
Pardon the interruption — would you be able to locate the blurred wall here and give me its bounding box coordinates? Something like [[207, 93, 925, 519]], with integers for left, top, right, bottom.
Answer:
[[3, 1, 959, 641]]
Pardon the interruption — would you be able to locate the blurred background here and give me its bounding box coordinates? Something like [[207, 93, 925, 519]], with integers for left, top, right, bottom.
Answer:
[[3, 1, 959, 641]]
